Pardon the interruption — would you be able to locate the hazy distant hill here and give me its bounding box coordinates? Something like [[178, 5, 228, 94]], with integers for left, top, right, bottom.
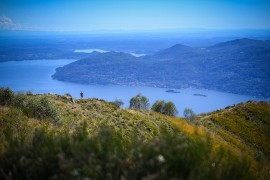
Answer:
[[1, 33, 242, 62], [52, 38, 270, 98]]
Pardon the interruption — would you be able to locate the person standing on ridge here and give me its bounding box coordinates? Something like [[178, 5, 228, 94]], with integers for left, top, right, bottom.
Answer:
[[80, 91, 84, 99]]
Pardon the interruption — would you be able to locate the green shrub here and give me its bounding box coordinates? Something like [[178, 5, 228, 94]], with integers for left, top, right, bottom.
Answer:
[[28, 96, 59, 121], [18, 96, 58, 121], [151, 100, 166, 113], [0, 87, 14, 106], [0, 88, 59, 122], [129, 94, 149, 110], [0, 125, 255, 180], [152, 100, 178, 116], [163, 101, 178, 116]]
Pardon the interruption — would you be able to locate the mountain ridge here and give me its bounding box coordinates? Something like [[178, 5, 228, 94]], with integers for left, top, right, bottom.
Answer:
[[53, 38, 270, 98]]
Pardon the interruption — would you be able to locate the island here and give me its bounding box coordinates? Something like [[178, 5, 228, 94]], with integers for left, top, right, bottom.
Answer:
[[193, 93, 207, 97], [166, 89, 180, 93]]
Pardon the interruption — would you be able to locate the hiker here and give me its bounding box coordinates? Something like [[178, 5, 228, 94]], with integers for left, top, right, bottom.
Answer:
[[80, 91, 84, 99]]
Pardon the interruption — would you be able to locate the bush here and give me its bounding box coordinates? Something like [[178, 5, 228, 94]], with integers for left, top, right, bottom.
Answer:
[[0, 87, 14, 106], [151, 100, 166, 113], [129, 94, 149, 110], [111, 98, 124, 108], [163, 101, 178, 116], [12, 93, 27, 107], [0, 125, 255, 180], [152, 100, 178, 116], [28, 96, 59, 121], [184, 108, 196, 122], [0, 88, 59, 122], [64, 93, 72, 98]]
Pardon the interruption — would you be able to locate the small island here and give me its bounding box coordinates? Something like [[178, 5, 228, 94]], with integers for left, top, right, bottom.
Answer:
[[166, 89, 180, 93], [193, 93, 207, 97]]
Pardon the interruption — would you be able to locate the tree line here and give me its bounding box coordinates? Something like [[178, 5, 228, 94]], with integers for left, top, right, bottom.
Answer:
[[112, 93, 195, 118]]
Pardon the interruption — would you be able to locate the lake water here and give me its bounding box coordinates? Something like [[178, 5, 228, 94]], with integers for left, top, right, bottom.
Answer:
[[0, 59, 264, 116]]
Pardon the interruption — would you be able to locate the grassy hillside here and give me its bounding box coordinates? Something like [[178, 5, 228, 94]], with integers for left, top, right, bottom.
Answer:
[[198, 101, 270, 179], [200, 101, 270, 158], [0, 89, 269, 179]]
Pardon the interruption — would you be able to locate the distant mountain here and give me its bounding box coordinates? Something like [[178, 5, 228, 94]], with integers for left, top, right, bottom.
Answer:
[[52, 38, 270, 98], [209, 38, 269, 49], [154, 44, 201, 60]]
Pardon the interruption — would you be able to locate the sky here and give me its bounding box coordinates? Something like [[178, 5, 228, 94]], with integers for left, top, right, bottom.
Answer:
[[0, 0, 270, 31]]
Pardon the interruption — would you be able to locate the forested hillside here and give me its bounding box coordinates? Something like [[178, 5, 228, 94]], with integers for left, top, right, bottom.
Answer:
[[53, 39, 270, 98]]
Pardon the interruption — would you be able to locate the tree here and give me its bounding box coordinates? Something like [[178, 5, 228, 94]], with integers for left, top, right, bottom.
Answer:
[[112, 98, 124, 108], [0, 87, 14, 106], [151, 100, 178, 117], [183, 108, 196, 121], [129, 94, 149, 110], [163, 101, 178, 116], [151, 100, 166, 113], [140, 95, 150, 110]]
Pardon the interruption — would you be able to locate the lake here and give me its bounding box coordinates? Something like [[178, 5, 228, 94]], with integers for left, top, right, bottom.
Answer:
[[0, 59, 264, 116]]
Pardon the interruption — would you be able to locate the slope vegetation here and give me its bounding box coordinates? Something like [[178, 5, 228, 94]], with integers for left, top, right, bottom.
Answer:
[[0, 89, 269, 179], [200, 101, 270, 158]]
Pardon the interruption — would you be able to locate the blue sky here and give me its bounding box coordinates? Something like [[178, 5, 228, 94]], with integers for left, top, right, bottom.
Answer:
[[0, 0, 270, 31]]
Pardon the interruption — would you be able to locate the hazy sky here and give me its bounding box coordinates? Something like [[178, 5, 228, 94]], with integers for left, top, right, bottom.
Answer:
[[0, 0, 270, 31]]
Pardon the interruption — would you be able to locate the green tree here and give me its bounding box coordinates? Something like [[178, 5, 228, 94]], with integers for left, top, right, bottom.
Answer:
[[163, 101, 178, 116], [183, 108, 196, 121], [151, 100, 178, 117], [151, 100, 166, 113], [129, 94, 149, 110], [0, 87, 14, 106]]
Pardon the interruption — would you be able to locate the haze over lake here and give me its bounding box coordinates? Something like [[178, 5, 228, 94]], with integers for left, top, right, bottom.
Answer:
[[0, 59, 264, 116]]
